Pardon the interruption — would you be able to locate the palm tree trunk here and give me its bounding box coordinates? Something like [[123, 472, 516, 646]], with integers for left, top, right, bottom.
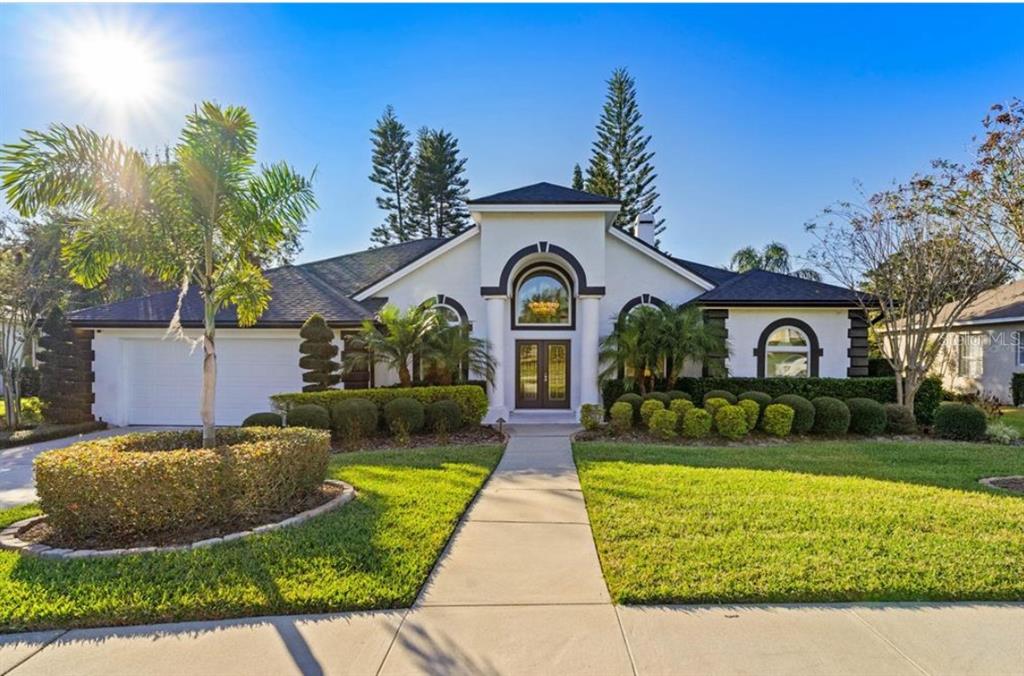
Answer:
[[201, 295, 217, 448]]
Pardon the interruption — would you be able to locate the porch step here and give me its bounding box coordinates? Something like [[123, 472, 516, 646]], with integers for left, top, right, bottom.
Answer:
[[508, 410, 579, 426]]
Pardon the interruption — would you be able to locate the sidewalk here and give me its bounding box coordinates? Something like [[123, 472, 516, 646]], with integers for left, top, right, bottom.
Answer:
[[2, 425, 1022, 675]]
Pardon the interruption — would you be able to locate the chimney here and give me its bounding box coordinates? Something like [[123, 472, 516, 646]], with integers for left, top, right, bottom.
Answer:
[[633, 213, 656, 245]]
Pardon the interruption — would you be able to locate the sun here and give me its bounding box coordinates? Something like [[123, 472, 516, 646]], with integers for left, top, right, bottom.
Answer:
[[67, 29, 162, 107]]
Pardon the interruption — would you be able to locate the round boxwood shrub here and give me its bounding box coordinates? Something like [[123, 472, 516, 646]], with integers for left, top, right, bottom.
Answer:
[[383, 397, 426, 438], [933, 403, 987, 441], [34, 427, 330, 542], [287, 404, 331, 430], [883, 403, 917, 435], [703, 389, 737, 406], [704, 397, 730, 423], [331, 398, 379, 442], [426, 399, 463, 434], [846, 397, 887, 436], [579, 403, 604, 431], [811, 397, 851, 435], [715, 405, 749, 440], [669, 399, 694, 431], [774, 394, 815, 434], [609, 401, 634, 434], [643, 392, 671, 407], [665, 390, 692, 403], [616, 393, 643, 424], [242, 412, 283, 428], [640, 399, 665, 428], [682, 408, 712, 439], [762, 403, 795, 437], [738, 391, 771, 426], [737, 399, 760, 430], [649, 409, 678, 439]]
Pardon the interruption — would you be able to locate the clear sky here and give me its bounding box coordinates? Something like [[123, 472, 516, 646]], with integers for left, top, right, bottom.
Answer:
[[2, 3, 1023, 268]]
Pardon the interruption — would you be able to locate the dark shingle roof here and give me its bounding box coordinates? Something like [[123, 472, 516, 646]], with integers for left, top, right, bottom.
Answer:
[[68, 238, 448, 327], [671, 257, 739, 286], [694, 269, 864, 306], [468, 182, 620, 205]]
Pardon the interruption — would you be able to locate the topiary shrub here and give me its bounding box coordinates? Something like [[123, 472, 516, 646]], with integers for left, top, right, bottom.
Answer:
[[383, 397, 426, 440], [649, 409, 678, 440], [738, 399, 760, 430], [242, 412, 283, 428], [703, 389, 737, 406], [669, 399, 694, 432], [36, 307, 93, 424], [643, 392, 671, 407], [331, 398, 379, 442], [272, 384, 487, 428], [665, 390, 692, 403], [580, 403, 604, 431], [616, 393, 644, 424], [286, 404, 331, 430], [738, 391, 771, 426], [298, 313, 340, 392], [609, 402, 633, 434], [640, 399, 665, 428], [811, 397, 851, 435], [933, 403, 987, 441], [715, 405, 749, 440], [682, 408, 712, 439], [762, 404, 795, 437], [883, 403, 917, 435], [426, 399, 463, 437], [774, 394, 814, 434], [704, 397, 730, 423], [846, 398, 887, 436]]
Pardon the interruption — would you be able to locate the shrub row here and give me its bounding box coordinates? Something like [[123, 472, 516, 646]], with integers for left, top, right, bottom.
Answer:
[[271, 385, 488, 428]]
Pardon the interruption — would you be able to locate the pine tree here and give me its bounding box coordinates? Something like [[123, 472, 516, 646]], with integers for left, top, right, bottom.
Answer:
[[411, 128, 470, 238], [298, 313, 340, 392], [369, 106, 416, 246], [586, 68, 661, 234], [572, 163, 585, 191]]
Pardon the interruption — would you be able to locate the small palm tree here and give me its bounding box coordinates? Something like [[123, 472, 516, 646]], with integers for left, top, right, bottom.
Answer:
[[423, 319, 497, 386], [730, 242, 821, 281], [344, 302, 438, 387], [656, 304, 727, 382]]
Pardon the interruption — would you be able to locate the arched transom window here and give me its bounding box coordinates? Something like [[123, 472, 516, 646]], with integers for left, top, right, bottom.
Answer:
[[515, 267, 572, 327], [433, 303, 462, 326], [765, 326, 810, 377]]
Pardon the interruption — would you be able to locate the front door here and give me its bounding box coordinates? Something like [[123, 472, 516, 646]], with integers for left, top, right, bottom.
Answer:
[[515, 340, 570, 409]]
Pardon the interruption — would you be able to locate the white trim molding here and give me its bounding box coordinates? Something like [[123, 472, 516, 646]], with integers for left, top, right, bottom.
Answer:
[[606, 227, 715, 291], [353, 226, 480, 301]]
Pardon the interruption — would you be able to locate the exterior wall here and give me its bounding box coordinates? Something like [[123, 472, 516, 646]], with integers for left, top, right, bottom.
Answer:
[[931, 324, 1024, 404], [722, 307, 852, 378]]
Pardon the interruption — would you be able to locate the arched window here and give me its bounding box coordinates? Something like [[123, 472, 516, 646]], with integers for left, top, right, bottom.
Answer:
[[514, 266, 572, 327], [433, 303, 462, 326], [764, 326, 810, 377]]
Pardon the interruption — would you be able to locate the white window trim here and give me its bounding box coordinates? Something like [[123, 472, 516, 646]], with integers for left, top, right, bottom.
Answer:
[[514, 266, 573, 328], [765, 326, 811, 378], [957, 333, 984, 378]]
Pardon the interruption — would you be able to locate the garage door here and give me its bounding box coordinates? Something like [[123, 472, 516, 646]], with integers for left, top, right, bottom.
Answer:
[[125, 337, 302, 425]]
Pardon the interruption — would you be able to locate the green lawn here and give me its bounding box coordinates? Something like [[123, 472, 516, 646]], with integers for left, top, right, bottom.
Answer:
[[574, 440, 1024, 604], [998, 407, 1024, 434], [0, 444, 501, 632]]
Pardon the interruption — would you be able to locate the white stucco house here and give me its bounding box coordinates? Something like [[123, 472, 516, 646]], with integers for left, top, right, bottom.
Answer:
[[68, 182, 868, 425]]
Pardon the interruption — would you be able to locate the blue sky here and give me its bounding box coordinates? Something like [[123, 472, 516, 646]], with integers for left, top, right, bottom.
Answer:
[[2, 3, 1023, 268]]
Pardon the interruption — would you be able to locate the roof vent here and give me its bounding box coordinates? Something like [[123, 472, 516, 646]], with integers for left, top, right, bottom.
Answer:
[[632, 213, 656, 245]]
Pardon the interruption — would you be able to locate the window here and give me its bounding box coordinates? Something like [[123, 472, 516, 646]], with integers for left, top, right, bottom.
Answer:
[[958, 333, 984, 378], [765, 326, 810, 377], [515, 268, 571, 326], [433, 303, 462, 326]]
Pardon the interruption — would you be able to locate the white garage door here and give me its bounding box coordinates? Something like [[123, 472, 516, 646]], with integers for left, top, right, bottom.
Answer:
[[125, 337, 302, 425]]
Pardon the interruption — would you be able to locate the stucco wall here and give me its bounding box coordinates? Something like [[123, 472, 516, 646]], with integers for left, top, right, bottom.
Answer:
[[723, 307, 851, 378], [931, 325, 1024, 403]]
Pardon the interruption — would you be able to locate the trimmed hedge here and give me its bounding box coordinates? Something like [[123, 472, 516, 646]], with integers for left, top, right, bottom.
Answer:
[[665, 390, 691, 403], [669, 399, 694, 428], [884, 403, 917, 435], [846, 398, 887, 436], [609, 402, 633, 434], [616, 393, 643, 424], [715, 405, 749, 440], [649, 409, 678, 439], [272, 385, 487, 428], [287, 404, 331, 430], [643, 392, 671, 407], [704, 397, 730, 422], [738, 399, 760, 430], [242, 412, 283, 428], [933, 403, 987, 441], [426, 399, 463, 434], [640, 399, 665, 428], [580, 404, 604, 431], [35, 427, 330, 541], [811, 397, 851, 435], [703, 389, 738, 405], [383, 397, 426, 438], [774, 394, 815, 434], [331, 398, 379, 442], [682, 408, 712, 438], [763, 404, 794, 437]]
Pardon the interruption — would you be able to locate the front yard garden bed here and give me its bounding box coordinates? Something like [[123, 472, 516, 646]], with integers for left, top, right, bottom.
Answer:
[[575, 439, 1024, 604], [333, 424, 502, 452]]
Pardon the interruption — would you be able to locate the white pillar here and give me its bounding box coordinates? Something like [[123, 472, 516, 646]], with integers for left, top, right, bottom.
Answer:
[[484, 296, 508, 423], [580, 296, 601, 413]]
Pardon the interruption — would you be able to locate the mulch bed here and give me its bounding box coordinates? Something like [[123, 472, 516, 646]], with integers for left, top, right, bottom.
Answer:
[[572, 428, 930, 446], [332, 425, 503, 453], [20, 482, 343, 550], [985, 477, 1024, 494]]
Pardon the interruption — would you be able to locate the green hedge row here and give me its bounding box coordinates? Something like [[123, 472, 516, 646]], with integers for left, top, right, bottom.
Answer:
[[271, 384, 488, 428]]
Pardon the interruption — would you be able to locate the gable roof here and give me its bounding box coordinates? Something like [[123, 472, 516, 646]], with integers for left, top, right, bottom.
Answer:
[[934, 278, 1024, 326], [694, 268, 865, 307], [671, 257, 739, 286], [468, 182, 620, 205]]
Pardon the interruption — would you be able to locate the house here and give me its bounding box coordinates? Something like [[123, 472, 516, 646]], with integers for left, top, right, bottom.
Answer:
[[928, 279, 1024, 404], [68, 182, 868, 425]]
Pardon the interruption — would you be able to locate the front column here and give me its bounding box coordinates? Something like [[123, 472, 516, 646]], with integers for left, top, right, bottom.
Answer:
[[484, 296, 508, 423], [579, 296, 601, 413]]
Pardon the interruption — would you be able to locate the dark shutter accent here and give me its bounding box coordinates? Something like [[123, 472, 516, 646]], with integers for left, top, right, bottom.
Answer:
[[339, 329, 370, 389], [702, 309, 729, 377], [847, 310, 869, 377]]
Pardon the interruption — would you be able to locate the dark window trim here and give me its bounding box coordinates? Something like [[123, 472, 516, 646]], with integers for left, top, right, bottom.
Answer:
[[754, 318, 822, 378], [511, 262, 576, 331], [481, 241, 605, 296]]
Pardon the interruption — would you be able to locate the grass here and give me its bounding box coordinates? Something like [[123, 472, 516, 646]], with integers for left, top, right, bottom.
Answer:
[[998, 407, 1024, 434], [574, 440, 1024, 604], [0, 444, 501, 632]]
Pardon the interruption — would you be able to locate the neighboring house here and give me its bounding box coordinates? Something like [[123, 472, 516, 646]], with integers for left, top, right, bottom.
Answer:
[[928, 279, 1024, 404], [68, 182, 868, 425]]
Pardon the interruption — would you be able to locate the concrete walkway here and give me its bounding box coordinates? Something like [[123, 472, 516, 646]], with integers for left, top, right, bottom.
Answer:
[[2, 424, 1023, 675]]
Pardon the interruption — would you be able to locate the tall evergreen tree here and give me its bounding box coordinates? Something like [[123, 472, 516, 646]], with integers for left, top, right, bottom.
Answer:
[[368, 106, 415, 246], [571, 163, 585, 191], [586, 68, 661, 234], [411, 128, 470, 238]]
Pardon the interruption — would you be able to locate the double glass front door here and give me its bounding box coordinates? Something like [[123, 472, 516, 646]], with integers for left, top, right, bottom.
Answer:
[[515, 340, 570, 409]]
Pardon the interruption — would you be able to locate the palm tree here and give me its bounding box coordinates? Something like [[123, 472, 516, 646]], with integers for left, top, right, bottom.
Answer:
[[730, 242, 821, 281], [656, 303, 727, 382], [0, 103, 316, 446], [344, 302, 438, 387], [423, 319, 497, 386]]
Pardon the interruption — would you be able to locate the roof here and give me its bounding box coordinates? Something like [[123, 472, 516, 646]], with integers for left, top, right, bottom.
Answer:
[[935, 278, 1024, 326], [671, 257, 739, 286], [694, 269, 865, 307], [468, 182, 620, 205]]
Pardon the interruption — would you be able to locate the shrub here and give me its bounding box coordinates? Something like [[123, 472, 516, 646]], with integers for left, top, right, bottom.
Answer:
[[1013, 373, 1024, 407], [286, 404, 331, 430], [883, 403, 917, 435], [715, 405, 749, 440], [649, 409, 678, 439], [811, 397, 850, 435], [703, 397, 730, 423], [682, 408, 712, 439], [272, 384, 487, 428], [643, 392, 671, 407], [986, 421, 1020, 445], [738, 391, 771, 425], [331, 398, 379, 442], [426, 399, 463, 435], [35, 427, 330, 541], [933, 403, 987, 441], [298, 313, 340, 392], [242, 412, 283, 428], [738, 399, 760, 430], [640, 399, 665, 428], [774, 394, 814, 434], [669, 399, 694, 432], [609, 402, 633, 434], [665, 390, 691, 403], [616, 393, 644, 424], [580, 403, 605, 431], [383, 397, 426, 440], [703, 389, 737, 405], [762, 404, 794, 437], [846, 398, 886, 436]]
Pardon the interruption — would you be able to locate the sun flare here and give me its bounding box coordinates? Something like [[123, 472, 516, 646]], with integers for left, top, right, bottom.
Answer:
[[67, 29, 163, 107]]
